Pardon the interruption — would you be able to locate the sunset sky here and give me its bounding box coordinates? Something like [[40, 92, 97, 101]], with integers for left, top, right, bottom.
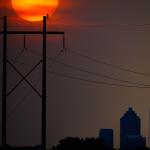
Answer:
[[1, 0, 150, 149]]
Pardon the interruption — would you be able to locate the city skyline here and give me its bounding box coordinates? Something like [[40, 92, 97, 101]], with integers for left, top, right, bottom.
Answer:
[[98, 107, 147, 149]]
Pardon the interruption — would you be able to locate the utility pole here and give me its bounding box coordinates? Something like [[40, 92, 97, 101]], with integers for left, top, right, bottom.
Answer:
[[0, 16, 65, 150], [42, 16, 47, 150], [2, 16, 7, 148]]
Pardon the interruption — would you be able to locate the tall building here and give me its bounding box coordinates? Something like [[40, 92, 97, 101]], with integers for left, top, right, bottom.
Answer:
[[99, 129, 113, 149], [120, 107, 146, 149]]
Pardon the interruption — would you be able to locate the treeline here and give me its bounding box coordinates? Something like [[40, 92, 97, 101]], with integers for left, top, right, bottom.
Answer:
[[1, 137, 150, 150], [51, 137, 150, 150], [51, 137, 113, 150]]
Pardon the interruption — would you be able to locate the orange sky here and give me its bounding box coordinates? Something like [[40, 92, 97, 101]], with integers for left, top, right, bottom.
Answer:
[[11, 0, 59, 21], [0, 0, 76, 25]]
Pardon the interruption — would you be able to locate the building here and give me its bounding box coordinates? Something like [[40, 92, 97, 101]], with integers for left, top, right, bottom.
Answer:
[[99, 129, 113, 149], [120, 107, 146, 149]]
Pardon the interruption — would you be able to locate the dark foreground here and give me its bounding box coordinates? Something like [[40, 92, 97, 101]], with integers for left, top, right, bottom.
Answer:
[[0, 137, 150, 150]]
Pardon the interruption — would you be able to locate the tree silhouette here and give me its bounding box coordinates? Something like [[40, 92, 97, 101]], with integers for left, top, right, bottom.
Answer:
[[51, 137, 113, 150]]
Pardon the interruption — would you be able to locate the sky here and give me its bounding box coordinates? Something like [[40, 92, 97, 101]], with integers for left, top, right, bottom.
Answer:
[[1, 0, 150, 149]]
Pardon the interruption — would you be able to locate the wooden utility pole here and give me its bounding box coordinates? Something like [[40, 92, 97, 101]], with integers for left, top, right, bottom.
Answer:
[[0, 16, 64, 150], [42, 16, 47, 150], [2, 15, 7, 148]]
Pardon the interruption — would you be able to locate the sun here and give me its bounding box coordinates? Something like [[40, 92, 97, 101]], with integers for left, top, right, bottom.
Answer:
[[11, 0, 59, 22]]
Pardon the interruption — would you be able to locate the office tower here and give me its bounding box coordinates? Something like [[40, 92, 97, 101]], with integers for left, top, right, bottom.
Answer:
[[99, 129, 113, 149], [120, 107, 146, 149]]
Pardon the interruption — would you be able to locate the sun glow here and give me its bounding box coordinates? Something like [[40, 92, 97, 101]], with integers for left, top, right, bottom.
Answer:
[[11, 0, 59, 22]]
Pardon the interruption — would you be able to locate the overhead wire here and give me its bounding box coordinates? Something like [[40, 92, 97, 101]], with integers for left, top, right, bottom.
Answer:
[[28, 49, 150, 87], [8, 51, 150, 89], [50, 22, 150, 28], [67, 49, 150, 77], [7, 47, 150, 119], [47, 71, 150, 89], [6, 22, 150, 32], [29, 49, 150, 78], [6, 21, 150, 119], [49, 22, 150, 32], [47, 59, 150, 87]]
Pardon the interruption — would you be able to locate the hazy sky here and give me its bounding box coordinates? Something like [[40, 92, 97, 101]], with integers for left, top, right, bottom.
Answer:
[[1, 0, 150, 149]]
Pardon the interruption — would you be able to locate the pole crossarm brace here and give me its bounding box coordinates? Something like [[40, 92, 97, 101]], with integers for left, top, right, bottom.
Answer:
[[6, 60, 42, 97]]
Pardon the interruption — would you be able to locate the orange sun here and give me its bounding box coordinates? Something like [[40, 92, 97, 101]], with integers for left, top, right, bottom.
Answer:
[[11, 0, 59, 22]]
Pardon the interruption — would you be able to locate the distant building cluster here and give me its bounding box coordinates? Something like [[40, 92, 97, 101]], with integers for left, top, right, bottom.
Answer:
[[0, 107, 147, 150], [99, 107, 146, 149]]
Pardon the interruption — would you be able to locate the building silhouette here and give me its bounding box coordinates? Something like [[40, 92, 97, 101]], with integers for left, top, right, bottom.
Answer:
[[99, 129, 114, 149], [120, 107, 146, 149]]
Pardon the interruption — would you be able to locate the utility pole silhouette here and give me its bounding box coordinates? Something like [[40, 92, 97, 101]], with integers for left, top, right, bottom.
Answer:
[[2, 15, 7, 149], [42, 16, 47, 150], [0, 16, 65, 150]]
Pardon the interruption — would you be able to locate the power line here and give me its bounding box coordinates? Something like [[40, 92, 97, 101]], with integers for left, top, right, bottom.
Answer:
[[29, 23, 150, 28], [47, 71, 150, 89], [4, 57, 150, 120], [29, 49, 150, 79], [85, 23, 150, 28], [7, 47, 150, 119], [27, 49, 150, 87], [5, 54, 150, 119], [47, 59, 150, 87], [49, 22, 150, 32], [8, 54, 150, 89], [67, 49, 150, 77], [6, 24, 150, 28], [26, 49, 150, 88], [7, 49, 64, 119], [52, 20, 150, 27], [5, 23, 150, 32]]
